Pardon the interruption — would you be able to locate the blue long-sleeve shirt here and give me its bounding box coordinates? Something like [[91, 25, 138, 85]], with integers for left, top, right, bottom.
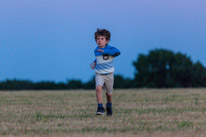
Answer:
[[94, 45, 120, 74]]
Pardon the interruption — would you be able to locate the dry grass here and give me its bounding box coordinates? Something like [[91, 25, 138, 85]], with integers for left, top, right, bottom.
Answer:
[[1, 88, 206, 137]]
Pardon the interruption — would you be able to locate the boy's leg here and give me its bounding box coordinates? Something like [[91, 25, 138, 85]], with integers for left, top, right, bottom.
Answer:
[[95, 74, 104, 104], [104, 73, 114, 116], [106, 92, 113, 116], [96, 85, 105, 115], [106, 92, 112, 103], [96, 86, 103, 104], [95, 74, 105, 115], [104, 73, 113, 103]]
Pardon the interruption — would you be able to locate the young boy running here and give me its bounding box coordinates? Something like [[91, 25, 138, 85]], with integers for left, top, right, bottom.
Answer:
[[90, 28, 120, 116]]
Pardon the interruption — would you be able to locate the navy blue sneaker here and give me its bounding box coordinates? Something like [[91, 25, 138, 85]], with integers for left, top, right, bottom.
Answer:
[[106, 106, 113, 116], [96, 107, 105, 115]]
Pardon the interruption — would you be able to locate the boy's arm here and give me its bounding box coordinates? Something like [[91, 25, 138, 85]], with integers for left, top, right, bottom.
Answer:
[[102, 46, 121, 57], [91, 49, 98, 69], [90, 59, 96, 70]]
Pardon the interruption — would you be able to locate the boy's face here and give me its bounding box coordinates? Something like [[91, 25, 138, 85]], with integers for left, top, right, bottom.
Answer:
[[96, 35, 109, 48]]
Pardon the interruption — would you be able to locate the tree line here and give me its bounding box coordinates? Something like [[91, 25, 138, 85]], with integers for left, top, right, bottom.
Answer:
[[1, 49, 206, 90], [0, 75, 133, 90]]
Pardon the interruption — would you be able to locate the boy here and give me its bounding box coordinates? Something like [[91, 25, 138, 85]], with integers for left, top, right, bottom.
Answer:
[[90, 28, 120, 116]]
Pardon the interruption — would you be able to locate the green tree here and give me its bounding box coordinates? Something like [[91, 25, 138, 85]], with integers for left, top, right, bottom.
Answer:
[[0, 79, 34, 90], [192, 61, 206, 87], [114, 75, 135, 88], [34, 81, 57, 90], [66, 79, 83, 89], [83, 76, 95, 89], [133, 49, 206, 88]]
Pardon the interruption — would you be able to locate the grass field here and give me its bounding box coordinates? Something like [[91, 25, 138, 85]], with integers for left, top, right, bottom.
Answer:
[[1, 89, 206, 137]]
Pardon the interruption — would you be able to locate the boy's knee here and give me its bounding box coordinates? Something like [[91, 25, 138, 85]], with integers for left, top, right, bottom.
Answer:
[[106, 92, 112, 97], [96, 86, 102, 92]]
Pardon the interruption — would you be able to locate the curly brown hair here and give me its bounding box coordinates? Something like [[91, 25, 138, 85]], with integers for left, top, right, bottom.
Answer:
[[94, 28, 111, 41]]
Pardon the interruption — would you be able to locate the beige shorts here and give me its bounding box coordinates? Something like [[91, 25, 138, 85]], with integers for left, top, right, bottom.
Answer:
[[95, 73, 114, 95]]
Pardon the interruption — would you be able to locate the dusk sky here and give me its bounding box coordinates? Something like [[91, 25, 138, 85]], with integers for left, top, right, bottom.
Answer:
[[0, 0, 206, 82]]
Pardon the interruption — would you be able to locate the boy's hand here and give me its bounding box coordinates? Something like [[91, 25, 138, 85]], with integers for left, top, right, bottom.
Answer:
[[90, 62, 96, 69], [97, 49, 104, 53]]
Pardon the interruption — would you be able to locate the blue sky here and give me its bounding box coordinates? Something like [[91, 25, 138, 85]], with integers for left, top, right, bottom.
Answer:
[[0, 0, 206, 82]]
